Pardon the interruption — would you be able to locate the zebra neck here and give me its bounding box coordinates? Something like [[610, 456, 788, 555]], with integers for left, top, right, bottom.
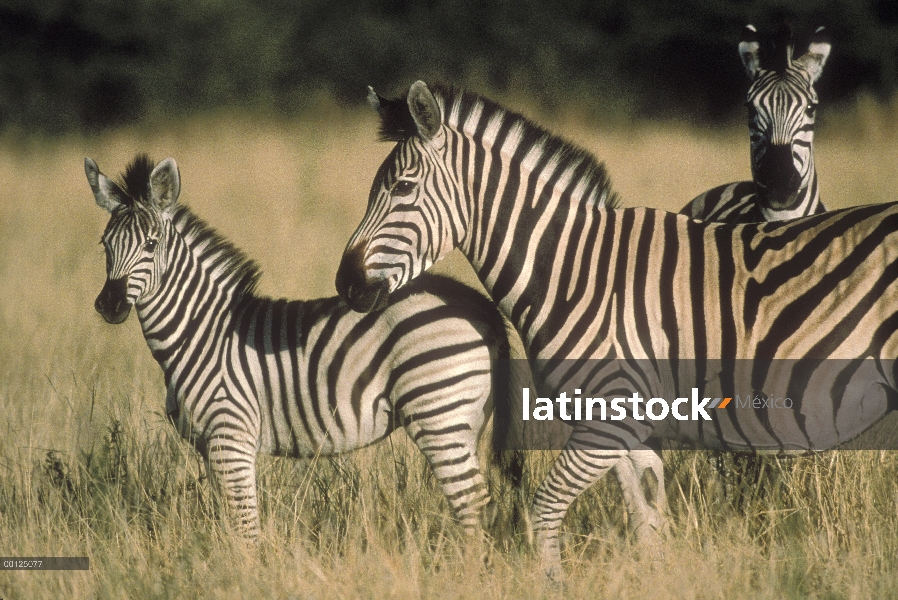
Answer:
[[462, 194, 615, 360], [435, 85, 618, 357], [135, 224, 246, 374]]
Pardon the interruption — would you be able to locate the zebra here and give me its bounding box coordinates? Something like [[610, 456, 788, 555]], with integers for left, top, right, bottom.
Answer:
[[334, 81, 898, 579], [682, 24, 831, 222], [681, 23, 833, 497], [87, 154, 520, 539]]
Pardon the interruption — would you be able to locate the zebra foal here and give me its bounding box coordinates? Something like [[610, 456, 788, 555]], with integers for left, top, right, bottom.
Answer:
[[87, 154, 516, 538], [682, 24, 831, 222]]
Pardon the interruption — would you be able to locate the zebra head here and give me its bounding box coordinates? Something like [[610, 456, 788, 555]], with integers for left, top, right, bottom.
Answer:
[[740, 24, 831, 212], [86, 155, 180, 324], [336, 81, 464, 312]]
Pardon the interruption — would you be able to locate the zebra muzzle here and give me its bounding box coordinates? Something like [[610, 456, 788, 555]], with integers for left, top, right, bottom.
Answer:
[[95, 276, 132, 324], [335, 246, 391, 313], [755, 183, 800, 210], [755, 144, 801, 209]]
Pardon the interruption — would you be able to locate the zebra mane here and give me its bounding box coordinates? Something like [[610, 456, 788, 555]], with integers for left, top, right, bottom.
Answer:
[[373, 90, 419, 142], [170, 205, 263, 300], [375, 83, 621, 209], [772, 23, 794, 74], [114, 153, 156, 208]]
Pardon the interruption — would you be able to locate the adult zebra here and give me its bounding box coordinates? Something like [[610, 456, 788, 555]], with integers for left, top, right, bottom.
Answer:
[[87, 154, 519, 538], [681, 23, 832, 499], [335, 82, 898, 579], [682, 24, 831, 222]]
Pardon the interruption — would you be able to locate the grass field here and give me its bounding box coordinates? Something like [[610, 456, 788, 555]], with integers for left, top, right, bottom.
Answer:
[[2, 94, 898, 598]]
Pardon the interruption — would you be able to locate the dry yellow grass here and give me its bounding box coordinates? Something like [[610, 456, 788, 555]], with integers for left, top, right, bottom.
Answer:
[[1, 96, 898, 598]]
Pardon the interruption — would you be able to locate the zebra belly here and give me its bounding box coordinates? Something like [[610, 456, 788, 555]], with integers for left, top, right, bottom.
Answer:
[[669, 359, 895, 451], [255, 371, 396, 458], [218, 316, 397, 458]]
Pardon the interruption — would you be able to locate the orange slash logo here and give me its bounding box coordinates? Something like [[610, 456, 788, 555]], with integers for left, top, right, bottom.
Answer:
[[709, 397, 731, 409]]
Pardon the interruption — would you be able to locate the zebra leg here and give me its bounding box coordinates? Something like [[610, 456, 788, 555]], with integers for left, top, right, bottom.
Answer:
[[401, 406, 490, 533], [530, 447, 626, 581], [614, 445, 667, 546], [205, 430, 261, 539], [409, 426, 490, 533]]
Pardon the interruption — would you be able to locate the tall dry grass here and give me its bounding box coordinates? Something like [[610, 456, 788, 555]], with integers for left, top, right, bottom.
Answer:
[[2, 96, 898, 598]]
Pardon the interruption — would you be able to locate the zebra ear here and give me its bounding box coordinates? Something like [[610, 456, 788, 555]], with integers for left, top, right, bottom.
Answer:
[[85, 157, 125, 213], [795, 26, 831, 82], [149, 158, 180, 211], [367, 86, 386, 111], [739, 25, 761, 80], [407, 81, 442, 140]]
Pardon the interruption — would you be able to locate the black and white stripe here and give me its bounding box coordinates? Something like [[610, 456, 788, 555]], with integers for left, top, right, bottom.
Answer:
[[682, 24, 831, 222], [336, 82, 898, 579], [87, 154, 516, 538]]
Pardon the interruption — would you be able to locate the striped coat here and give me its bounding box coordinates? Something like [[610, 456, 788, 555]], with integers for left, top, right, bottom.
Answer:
[[335, 82, 898, 579], [88, 155, 516, 538]]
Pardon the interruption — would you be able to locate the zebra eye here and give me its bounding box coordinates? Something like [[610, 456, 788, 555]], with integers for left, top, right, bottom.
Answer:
[[391, 180, 417, 198], [805, 103, 817, 118], [143, 239, 158, 253]]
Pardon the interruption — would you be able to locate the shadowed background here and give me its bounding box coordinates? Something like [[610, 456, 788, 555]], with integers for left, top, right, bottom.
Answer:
[[1, 0, 898, 134]]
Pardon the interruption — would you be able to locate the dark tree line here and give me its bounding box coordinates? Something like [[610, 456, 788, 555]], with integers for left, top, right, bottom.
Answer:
[[1, 0, 896, 134]]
